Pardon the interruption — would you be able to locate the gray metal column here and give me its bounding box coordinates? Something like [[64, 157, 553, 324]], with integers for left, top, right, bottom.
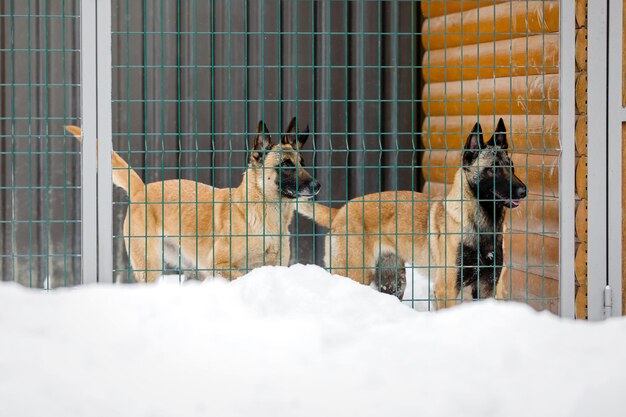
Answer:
[[96, 0, 113, 283], [80, 0, 112, 283], [559, 0, 576, 318], [587, 0, 608, 320], [608, 0, 623, 317], [80, 0, 98, 284]]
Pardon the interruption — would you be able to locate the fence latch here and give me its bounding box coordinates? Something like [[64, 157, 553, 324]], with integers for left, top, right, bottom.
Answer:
[[604, 286, 613, 318]]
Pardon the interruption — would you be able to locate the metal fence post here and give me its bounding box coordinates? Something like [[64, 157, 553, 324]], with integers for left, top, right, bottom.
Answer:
[[80, 0, 113, 284], [96, 0, 113, 283], [587, 0, 609, 320], [80, 0, 98, 284], [608, 0, 623, 317], [559, 0, 576, 318]]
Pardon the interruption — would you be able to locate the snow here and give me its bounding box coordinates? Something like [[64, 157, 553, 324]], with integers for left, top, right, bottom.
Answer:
[[402, 264, 436, 311], [1, 264, 625, 417]]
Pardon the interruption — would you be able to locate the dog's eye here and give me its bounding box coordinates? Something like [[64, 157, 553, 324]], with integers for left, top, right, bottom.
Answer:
[[280, 160, 294, 168]]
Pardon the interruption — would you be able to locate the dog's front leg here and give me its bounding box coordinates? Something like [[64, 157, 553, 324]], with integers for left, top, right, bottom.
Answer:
[[280, 236, 291, 266], [212, 262, 244, 280], [208, 239, 246, 280], [434, 266, 461, 310], [208, 254, 244, 280]]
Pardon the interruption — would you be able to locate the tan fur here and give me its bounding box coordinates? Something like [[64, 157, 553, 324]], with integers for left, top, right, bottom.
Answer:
[[66, 123, 313, 282], [64, 125, 144, 196], [295, 200, 338, 229], [299, 120, 527, 309], [298, 169, 483, 310]]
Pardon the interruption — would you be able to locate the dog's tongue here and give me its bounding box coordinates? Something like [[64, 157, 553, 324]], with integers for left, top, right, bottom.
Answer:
[[510, 200, 520, 208]]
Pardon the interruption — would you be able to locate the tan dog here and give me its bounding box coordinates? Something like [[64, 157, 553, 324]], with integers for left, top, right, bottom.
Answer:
[[66, 118, 319, 282], [299, 119, 526, 308]]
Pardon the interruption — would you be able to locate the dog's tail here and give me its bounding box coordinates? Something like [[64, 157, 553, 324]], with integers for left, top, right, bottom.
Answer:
[[296, 201, 339, 229], [65, 125, 145, 198]]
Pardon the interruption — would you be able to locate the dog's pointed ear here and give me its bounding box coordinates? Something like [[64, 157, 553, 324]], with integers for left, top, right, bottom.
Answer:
[[65, 125, 83, 142], [282, 118, 309, 150], [487, 118, 508, 149], [250, 120, 272, 164], [254, 120, 272, 150], [297, 124, 310, 150], [462, 122, 485, 166], [281, 117, 299, 146]]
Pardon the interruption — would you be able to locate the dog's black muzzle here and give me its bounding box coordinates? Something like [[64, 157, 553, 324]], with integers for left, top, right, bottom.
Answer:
[[281, 178, 321, 199], [496, 178, 527, 209], [295, 178, 321, 199]]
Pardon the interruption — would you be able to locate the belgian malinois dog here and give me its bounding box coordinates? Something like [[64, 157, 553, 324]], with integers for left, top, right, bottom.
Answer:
[[299, 119, 526, 308], [66, 118, 320, 282]]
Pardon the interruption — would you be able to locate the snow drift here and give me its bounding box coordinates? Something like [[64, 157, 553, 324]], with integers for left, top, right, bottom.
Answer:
[[0, 264, 624, 417]]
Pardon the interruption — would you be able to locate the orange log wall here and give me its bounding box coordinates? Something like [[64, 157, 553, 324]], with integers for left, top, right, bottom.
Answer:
[[575, 0, 588, 318], [420, 1, 562, 313]]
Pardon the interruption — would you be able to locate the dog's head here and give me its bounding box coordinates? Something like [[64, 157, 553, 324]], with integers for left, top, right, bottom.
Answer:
[[248, 117, 320, 200], [461, 118, 527, 209]]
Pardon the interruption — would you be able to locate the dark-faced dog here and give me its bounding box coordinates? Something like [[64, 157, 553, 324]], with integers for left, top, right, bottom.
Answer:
[[453, 118, 527, 301], [296, 118, 526, 308]]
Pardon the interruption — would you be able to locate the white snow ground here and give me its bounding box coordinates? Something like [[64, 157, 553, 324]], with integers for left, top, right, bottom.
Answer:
[[1, 264, 625, 417]]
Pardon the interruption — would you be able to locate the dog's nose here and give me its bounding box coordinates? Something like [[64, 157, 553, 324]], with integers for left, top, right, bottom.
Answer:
[[516, 185, 527, 199]]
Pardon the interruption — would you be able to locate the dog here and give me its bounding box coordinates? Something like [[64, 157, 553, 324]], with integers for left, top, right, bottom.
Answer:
[[298, 118, 526, 308], [66, 118, 320, 282]]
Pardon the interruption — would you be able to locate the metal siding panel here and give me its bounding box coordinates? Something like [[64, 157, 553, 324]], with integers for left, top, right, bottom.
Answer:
[[45, 0, 81, 287], [178, 0, 214, 186], [112, 0, 147, 282], [282, 0, 316, 265]]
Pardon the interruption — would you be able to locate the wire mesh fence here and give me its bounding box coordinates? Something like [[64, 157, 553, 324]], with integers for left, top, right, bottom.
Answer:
[[0, 1, 563, 313], [0, 1, 81, 288]]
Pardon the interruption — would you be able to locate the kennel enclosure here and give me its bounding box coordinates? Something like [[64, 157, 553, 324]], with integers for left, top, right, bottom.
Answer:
[[1, 1, 623, 318]]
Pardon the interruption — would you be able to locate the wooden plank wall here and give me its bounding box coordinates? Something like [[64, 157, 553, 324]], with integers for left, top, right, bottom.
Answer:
[[420, 1, 561, 313]]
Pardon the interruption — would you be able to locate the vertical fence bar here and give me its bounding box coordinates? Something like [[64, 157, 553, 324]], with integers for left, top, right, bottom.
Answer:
[[80, 0, 98, 284], [587, 0, 609, 320], [559, 0, 577, 318], [96, 0, 113, 283], [80, 0, 113, 283], [608, 0, 623, 317]]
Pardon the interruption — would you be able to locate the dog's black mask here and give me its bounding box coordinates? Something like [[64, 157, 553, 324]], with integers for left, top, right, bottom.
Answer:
[[275, 117, 321, 200], [276, 158, 320, 199], [462, 118, 527, 209]]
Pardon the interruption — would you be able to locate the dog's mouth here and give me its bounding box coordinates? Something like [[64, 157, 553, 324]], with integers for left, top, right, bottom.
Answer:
[[493, 191, 521, 209], [283, 187, 321, 199], [281, 178, 321, 199], [281, 186, 320, 199], [281, 188, 297, 199]]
